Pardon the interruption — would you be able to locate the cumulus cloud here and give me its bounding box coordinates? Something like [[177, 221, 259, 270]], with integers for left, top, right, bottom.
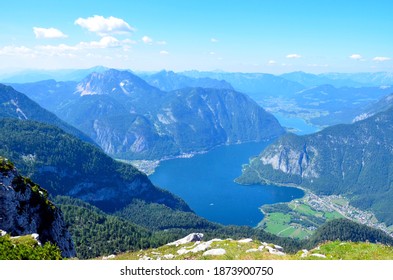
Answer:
[[373, 56, 391, 62], [74, 15, 134, 36], [211, 38, 219, 43], [268, 60, 277, 65], [157, 40, 167, 45], [286, 54, 301, 59], [33, 27, 68, 39], [159, 50, 169, 55], [349, 54, 363, 60], [142, 36, 153, 44]]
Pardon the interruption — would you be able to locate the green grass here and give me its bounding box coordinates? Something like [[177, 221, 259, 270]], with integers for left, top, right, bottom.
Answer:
[[330, 197, 348, 207], [109, 239, 393, 260], [260, 195, 350, 240], [293, 204, 319, 216], [301, 241, 393, 260], [324, 211, 344, 220], [262, 213, 292, 235]]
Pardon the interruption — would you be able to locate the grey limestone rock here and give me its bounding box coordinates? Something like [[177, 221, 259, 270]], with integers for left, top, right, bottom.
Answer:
[[0, 162, 75, 258]]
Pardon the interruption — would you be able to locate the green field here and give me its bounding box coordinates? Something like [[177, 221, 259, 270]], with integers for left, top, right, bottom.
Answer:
[[259, 196, 344, 239]]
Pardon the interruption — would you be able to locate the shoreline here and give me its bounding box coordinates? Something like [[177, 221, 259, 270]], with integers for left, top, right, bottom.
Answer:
[[239, 174, 393, 237], [120, 138, 277, 176]]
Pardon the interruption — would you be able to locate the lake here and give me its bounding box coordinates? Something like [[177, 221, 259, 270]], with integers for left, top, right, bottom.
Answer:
[[149, 141, 304, 227], [273, 113, 320, 135]]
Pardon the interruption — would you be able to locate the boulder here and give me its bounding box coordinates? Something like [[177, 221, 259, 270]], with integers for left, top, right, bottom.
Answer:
[[238, 238, 253, 243], [274, 245, 284, 251], [167, 233, 204, 246], [311, 253, 326, 258], [203, 249, 226, 256], [246, 248, 259, 253]]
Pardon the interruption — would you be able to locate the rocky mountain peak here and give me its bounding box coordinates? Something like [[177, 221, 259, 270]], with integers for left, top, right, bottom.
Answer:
[[75, 69, 161, 96]]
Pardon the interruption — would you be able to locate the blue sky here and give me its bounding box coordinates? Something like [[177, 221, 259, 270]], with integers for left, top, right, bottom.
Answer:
[[1, 0, 392, 73]]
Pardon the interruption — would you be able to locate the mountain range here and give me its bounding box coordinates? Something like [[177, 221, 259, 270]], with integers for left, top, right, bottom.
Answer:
[[280, 71, 393, 88], [10, 69, 285, 160], [140, 70, 234, 91], [3, 67, 393, 259], [291, 84, 393, 126], [182, 70, 305, 98]]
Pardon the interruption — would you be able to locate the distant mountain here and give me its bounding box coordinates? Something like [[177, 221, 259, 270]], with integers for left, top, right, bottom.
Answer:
[[181, 71, 305, 98], [16, 69, 284, 160], [0, 66, 108, 83], [0, 157, 75, 258], [321, 72, 393, 87], [353, 92, 393, 122], [141, 70, 234, 91], [292, 84, 393, 126], [0, 118, 190, 213], [0, 84, 93, 144], [237, 107, 393, 225], [8, 79, 78, 112], [281, 71, 393, 88], [280, 71, 364, 88]]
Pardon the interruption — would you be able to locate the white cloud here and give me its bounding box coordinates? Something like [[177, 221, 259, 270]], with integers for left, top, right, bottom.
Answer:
[[157, 40, 167, 45], [373, 56, 391, 62], [33, 27, 68, 39], [32, 36, 134, 57], [142, 36, 153, 44], [286, 54, 301, 59], [74, 15, 134, 36], [349, 54, 363, 60], [160, 50, 169, 55], [37, 44, 78, 53], [211, 38, 219, 43], [209, 52, 216, 55], [80, 36, 122, 49], [37, 37, 126, 54], [268, 60, 277, 65], [0, 46, 35, 56]]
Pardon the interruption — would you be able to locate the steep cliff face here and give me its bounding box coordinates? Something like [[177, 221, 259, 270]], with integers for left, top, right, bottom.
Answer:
[[238, 107, 393, 225], [60, 72, 285, 159], [0, 158, 75, 258]]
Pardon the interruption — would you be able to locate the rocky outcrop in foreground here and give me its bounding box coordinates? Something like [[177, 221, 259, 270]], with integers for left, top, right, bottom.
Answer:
[[0, 158, 75, 258]]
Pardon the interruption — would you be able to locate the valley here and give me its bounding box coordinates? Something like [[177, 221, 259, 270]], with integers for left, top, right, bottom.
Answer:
[[2, 1, 393, 270], [2, 67, 393, 261]]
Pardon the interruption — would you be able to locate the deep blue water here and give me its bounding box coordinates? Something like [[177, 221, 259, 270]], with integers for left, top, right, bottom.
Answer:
[[149, 141, 304, 227]]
